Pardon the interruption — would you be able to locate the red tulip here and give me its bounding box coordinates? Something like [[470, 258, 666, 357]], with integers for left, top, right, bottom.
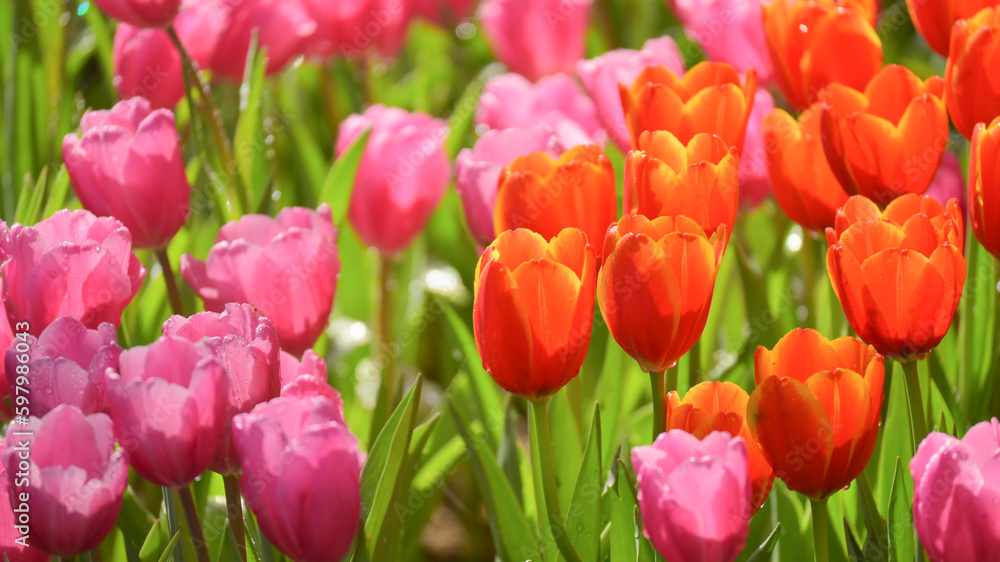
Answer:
[[944, 6, 1000, 139], [970, 117, 1000, 258], [906, 0, 995, 55]]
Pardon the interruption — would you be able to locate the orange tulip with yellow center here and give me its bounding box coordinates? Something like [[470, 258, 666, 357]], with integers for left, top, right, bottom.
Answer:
[[906, 0, 996, 55], [945, 7, 1000, 139], [826, 194, 966, 361], [619, 62, 757, 152], [763, 0, 882, 111], [598, 215, 726, 374], [494, 145, 616, 254], [624, 130, 740, 239], [970, 116, 1000, 258], [748, 328, 885, 500], [473, 228, 597, 400], [666, 381, 775, 512], [819, 65, 949, 204]]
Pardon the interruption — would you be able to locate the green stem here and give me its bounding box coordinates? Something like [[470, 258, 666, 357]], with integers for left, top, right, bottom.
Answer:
[[529, 399, 584, 562], [155, 249, 185, 317], [651, 370, 667, 441], [163, 486, 185, 562], [811, 499, 829, 562], [901, 360, 928, 452], [223, 475, 248, 562], [687, 339, 702, 389], [178, 486, 211, 562], [369, 256, 396, 445]]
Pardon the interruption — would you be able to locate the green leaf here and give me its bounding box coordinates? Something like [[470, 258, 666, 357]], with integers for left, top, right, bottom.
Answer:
[[444, 63, 503, 160], [156, 532, 181, 562], [844, 519, 866, 562], [120, 524, 143, 562], [319, 128, 370, 226], [887, 458, 915, 562], [41, 164, 70, 219], [441, 302, 503, 444], [567, 404, 602, 562], [746, 523, 781, 562], [138, 519, 166, 562], [233, 31, 269, 211], [927, 350, 968, 434], [217, 519, 243, 562], [856, 471, 887, 556], [496, 397, 523, 504], [610, 458, 638, 562]]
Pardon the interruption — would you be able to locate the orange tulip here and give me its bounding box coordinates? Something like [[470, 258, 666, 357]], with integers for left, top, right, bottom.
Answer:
[[826, 194, 966, 361], [970, 117, 1000, 258], [762, 103, 851, 232], [819, 65, 949, 205], [623, 131, 740, 239], [762, 0, 882, 111], [494, 145, 616, 255], [906, 0, 995, 55], [666, 381, 775, 512], [747, 328, 885, 500], [945, 7, 1000, 139], [619, 62, 757, 152], [473, 228, 597, 399], [597, 215, 726, 373]]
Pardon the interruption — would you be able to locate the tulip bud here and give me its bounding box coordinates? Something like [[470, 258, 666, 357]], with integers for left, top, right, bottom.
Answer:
[[112, 24, 184, 109], [94, 0, 182, 27], [480, 0, 592, 80]]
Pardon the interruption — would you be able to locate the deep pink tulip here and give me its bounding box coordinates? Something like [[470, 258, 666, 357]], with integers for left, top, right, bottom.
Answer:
[[632, 430, 752, 562], [926, 152, 966, 216], [669, 0, 773, 84], [910, 418, 1000, 561], [0, 302, 12, 422], [301, 0, 373, 58], [576, 37, 685, 151], [738, 89, 776, 208], [4, 317, 120, 416], [174, 0, 228, 68], [0, 445, 49, 561], [207, 0, 317, 81], [476, 73, 608, 148], [233, 395, 362, 562], [480, 0, 592, 80], [325, 0, 415, 58], [94, 0, 182, 27], [1, 406, 128, 557], [105, 336, 229, 488], [112, 24, 184, 109], [63, 98, 191, 249], [279, 350, 345, 418], [336, 105, 451, 255], [180, 205, 339, 356], [163, 303, 280, 475], [0, 210, 146, 336], [413, 0, 477, 23], [455, 126, 564, 245]]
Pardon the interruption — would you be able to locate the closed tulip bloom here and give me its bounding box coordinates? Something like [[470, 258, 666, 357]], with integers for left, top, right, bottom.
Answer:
[[473, 228, 597, 399], [94, 0, 181, 27], [1, 406, 128, 557], [576, 37, 685, 151], [0, 210, 146, 335], [945, 7, 1000, 138], [0, 446, 49, 561], [162, 303, 280, 475], [669, 0, 774, 85], [301, 0, 372, 58], [455, 127, 564, 246], [826, 194, 966, 360], [4, 317, 120, 416], [480, 0, 592, 80], [598, 215, 727, 373], [112, 25, 183, 109], [624, 131, 740, 239], [907, 0, 995, 55], [336, 105, 451, 255], [666, 382, 775, 512], [233, 396, 362, 562], [970, 117, 1000, 258], [63, 98, 191, 249], [632, 430, 752, 562], [621, 62, 757, 152], [494, 145, 617, 252], [820, 65, 949, 203], [763, 0, 882, 110], [910, 418, 1000, 561], [748, 328, 885, 500], [279, 350, 344, 415], [207, 0, 317, 81], [180, 205, 339, 356], [106, 336, 229, 488]]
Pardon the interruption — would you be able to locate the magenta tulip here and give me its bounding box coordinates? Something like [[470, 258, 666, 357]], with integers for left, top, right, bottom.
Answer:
[[105, 336, 229, 488], [0, 210, 146, 335], [163, 303, 280, 474], [455, 126, 564, 245], [926, 152, 966, 215], [1, 405, 127, 557], [112, 25, 184, 109], [476, 73, 608, 148], [94, 0, 181, 27], [0, 446, 48, 561], [63, 98, 191, 249], [738, 89, 775, 208], [180, 205, 339, 356], [4, 317, 120, 416], [669, 0, 773, 84], [336, 105, 451, 255], [480, 0, 592, 80], [632, 430, 752, 562], [576, 37, 686, 151], [233, 395, 362, 562], [0, 302, 12, 422], [910, 418, 1000, 561], [207, 0, 317, 81], [279, 350, 345, 417]]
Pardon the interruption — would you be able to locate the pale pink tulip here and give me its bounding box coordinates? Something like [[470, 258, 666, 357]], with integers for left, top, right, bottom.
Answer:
[[669, 0, 773, 84], [480, 0, 592, 80]]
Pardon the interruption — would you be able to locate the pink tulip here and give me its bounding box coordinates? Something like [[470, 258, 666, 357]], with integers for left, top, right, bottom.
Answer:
[[738, 89, 775, 208], [63, 98, 191, 249], [0, 445, 49, 561], [279, 349, 344, 418], [669, 0, 773, 85], [413, 0, 477, 23], [455, 126, 564, 245], [4, 317, 120, 416], [0, 210, 146, 336], [106, 336, 229, 488], [1, 405, 128, 557], [162, 303, 280, 474], [180, 205, 339, 356], [301, 0, 374, 58], [330, 0, 415, 58], [576, 37, 686, 151], [112, 25, 184, 109], [207, 0, 317, 81], [174, 0, 228, 68], [336, 105, 451, 255], [94, 0, 182, 27], [632, 430, 752, 562], [480, 0, 592, 80], [910, 418, 1000, 562], [233, 395, 362, 562], [926, 152, 966, 215], [476, 73, 608, 148], [0, 302, 12, 422]]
